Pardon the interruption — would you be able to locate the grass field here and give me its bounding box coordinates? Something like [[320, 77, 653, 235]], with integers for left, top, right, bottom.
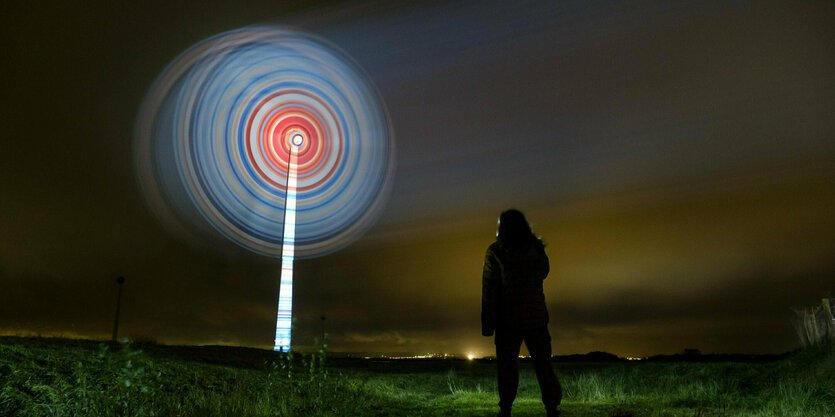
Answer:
[[1, 336, 832, 417]]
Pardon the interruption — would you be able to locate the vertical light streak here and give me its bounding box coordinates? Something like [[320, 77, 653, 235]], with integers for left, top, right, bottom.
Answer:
[[275, 136, 300, 352]]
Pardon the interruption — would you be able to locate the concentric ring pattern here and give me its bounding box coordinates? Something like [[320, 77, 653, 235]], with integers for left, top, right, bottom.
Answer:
[[135, 26, 394, 259]]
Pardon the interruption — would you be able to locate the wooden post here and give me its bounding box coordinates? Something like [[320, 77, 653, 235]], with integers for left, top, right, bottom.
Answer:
[[112, 276, 125, 342]]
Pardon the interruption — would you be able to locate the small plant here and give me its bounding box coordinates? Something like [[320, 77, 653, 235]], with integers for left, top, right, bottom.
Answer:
[[792, 298, 835, 346], [66, 339, 163, 417], [264, 332, 337, 414], [446, 369, 462, 394]]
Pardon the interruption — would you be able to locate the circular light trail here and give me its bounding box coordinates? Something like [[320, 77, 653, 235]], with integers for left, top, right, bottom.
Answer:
[[135, 25, 394, 260]]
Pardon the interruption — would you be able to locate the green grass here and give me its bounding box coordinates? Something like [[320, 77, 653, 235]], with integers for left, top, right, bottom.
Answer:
[[1, 337, 832, 416]]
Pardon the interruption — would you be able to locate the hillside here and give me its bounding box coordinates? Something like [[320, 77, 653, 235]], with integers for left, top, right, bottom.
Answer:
[[1, 336, 833, 416]]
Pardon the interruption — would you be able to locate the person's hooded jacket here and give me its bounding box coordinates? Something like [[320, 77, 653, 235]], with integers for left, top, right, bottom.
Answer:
[[481, 239, 550, 336]]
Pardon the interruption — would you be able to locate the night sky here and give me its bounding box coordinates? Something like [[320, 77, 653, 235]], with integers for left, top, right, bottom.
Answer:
[[2, 0, 833, 358]]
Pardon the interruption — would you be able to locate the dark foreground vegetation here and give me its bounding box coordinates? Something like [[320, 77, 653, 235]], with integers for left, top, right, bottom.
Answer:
[[1, 336, 833, 416]]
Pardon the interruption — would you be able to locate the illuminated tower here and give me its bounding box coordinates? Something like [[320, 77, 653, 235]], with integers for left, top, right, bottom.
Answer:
[[135, 27, 394, 355], [275, 132, 303, 352]]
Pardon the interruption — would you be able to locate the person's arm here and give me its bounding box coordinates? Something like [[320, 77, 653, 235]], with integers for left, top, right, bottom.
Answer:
[[537, 244, 550, 280], [481, 246, 500, 336]]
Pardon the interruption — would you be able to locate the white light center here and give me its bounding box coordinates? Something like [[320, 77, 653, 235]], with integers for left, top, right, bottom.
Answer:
[[291, 133, 304, 147]]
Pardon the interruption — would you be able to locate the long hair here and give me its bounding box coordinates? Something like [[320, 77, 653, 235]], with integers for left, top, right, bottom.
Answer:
[[497, 209, 542, 250]]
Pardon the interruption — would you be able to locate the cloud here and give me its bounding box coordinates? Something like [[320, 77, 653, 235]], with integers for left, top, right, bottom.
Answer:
[[344, 331, 420, 346]]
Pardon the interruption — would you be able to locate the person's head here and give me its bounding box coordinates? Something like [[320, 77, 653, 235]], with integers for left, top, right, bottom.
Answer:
[[496, 209, 540, 248]]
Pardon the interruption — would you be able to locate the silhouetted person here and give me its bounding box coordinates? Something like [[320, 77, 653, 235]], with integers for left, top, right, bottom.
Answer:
[[482, 209, 562, 417]]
